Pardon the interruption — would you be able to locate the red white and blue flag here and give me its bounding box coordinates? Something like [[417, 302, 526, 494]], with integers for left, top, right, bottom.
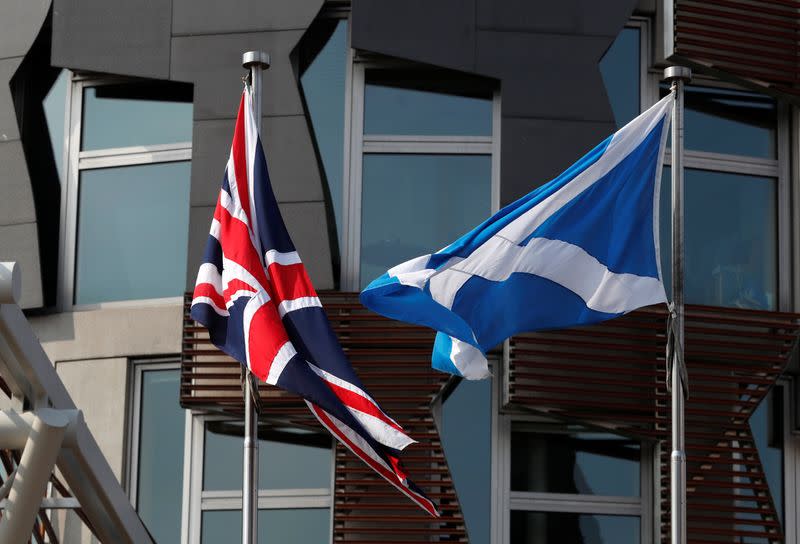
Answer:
[[190, 86, 437, 516]]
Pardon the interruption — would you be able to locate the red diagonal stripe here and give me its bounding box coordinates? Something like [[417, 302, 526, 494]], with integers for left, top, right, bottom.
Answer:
[[308, 404, 439, 517], [323, 379, 405, 433], [223, 279, 256, 303], [193, 283, 226, 311]]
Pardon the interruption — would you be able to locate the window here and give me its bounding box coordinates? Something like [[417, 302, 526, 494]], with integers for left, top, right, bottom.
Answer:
[[498, 417, 654, 544], [343, 60, 500, 290], [128, 361, 186, 544], [59, 74, 193, 308], [183, 414, 333, 544], [656, 83, 785, 310]]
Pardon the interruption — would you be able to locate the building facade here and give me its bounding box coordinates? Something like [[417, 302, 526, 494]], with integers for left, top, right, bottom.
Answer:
[[0, 0, 798, 542]]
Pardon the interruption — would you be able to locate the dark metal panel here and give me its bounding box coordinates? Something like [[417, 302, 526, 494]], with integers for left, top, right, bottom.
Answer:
[[51, 0, 172, 79], [351, 0, 477, 73], [475, 30, 616, 121], [500, 117, 614, 204], [476, 0, 638, 36], [172, 0, 323, 36], [170, 30, 305, 120]]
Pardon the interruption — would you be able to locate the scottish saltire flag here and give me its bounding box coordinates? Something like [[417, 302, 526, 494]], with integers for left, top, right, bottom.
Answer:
[[190, 86, 437, 516], [361, 94, 674, 380]]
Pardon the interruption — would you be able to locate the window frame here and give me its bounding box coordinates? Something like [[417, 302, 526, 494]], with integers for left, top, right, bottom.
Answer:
[[180, 412, 335, 544], [58, 73, 193, 311], [341, 50, 502, 291], [646, 71, 790, 311], [494, 410, 655, 544]]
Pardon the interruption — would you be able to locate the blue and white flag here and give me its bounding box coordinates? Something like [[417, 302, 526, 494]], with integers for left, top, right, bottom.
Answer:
[[360, 94, 674, 379]]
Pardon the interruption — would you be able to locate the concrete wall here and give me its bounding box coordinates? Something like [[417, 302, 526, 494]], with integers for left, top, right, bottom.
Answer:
[[351, 0, 639, 205], [29, 302, 183, 543]]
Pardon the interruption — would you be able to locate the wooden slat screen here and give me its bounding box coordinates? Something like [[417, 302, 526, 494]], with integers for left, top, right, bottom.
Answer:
[[674, 0, 800, 100], [507, 304, 800, 543]]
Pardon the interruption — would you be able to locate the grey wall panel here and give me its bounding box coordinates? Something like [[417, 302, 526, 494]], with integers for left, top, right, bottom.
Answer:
[[51, 0, 172, 79], [0, 222, 43, 308], [172, 0, 323, 36], [501, 117, 612, 203], [475, 31, 616, 121], [352, 0, 638, 206], [171, 31, 305, 120], [476, 0, 638, 36], [0, 0, 50, 58], [0, 141, 37, 225], [0, 58, 23, 142], [190, 115, 324, 207], [351, 0, 477, 73]]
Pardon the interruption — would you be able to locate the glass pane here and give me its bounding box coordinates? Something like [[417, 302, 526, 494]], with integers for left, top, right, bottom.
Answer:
[[301, 20, 348, 247], [442, 379, 491, 543], [364, 75, 492, 135], [81, 84, 193, 150], [201, 509, 330, 544], [750, 387, 783, 522], [511, 511, 640, 543], [203, 423, 331, 491], [75, 162, 190, 304], [659, 168, 777, 309], [360, 154, 491, 288], [136, 369, 184, 544], [43, 69, 69, 181], [599, 27, 640, 128], [660, 84, 776, 158], [511, 424, 640, 496]]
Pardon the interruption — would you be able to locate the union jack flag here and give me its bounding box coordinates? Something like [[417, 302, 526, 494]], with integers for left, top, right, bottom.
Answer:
[[190, 86, 437, 516]]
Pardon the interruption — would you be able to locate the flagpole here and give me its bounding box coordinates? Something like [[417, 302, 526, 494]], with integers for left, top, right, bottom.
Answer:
[[664, 65, 691, 544], [241, 50, 270, 544]]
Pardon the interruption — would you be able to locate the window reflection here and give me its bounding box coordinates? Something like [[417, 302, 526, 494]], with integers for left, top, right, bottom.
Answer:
[[201, 509, 331, 544], [364, 73, 492, 136], [511, 424, 640, 496], [599, 27, 640, 128], [136, 369, 184, 544], [659, 168, 777, 309], [202, 423, 332, 491], [749, 387, 783, 522], [300, 19, 348, 246], [442, 379, 491, 543], [81, 83, 193, 150], [75, 162, 191, 305], [660, 84, 776, 158], [360, 154, 491, 288], [511, 511, 640, 543]]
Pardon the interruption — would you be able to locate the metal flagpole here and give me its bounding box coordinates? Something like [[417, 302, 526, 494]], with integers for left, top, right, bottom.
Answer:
[[664, 65, 691, 544], [241, 50, 270, 544]]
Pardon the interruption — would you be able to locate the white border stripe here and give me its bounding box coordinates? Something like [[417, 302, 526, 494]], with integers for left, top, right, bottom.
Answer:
[[265, 249, 302, 267], [277, 296, 322, 317], [195, 262, 223, 289], [266, 341, 297, 385], [191, 296, 229, 317]]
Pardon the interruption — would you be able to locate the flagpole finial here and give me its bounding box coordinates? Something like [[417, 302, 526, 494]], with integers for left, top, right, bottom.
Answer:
[[663, 65, 692, 83], [242, 51, 270, 70]]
